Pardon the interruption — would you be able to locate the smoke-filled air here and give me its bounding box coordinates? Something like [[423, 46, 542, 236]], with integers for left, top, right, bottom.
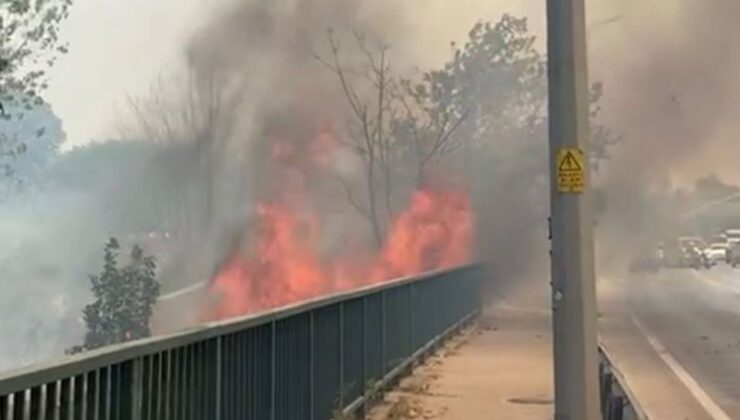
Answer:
[[1, 0, 503, 369], [3, 0, 740, 372], [589, 0, 740, 272], [140, 0, 480, 326]]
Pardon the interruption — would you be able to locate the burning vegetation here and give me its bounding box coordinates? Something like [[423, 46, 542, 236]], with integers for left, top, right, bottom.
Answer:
[[208, 125, 472, 319], [133, 5, 615, 329], [176, 3, 485, 321]]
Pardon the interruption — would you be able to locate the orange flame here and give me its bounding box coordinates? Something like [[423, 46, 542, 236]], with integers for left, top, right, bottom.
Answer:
[[207, 126, 473, 320], [209, 188, 472, 319], [375, 188, 472, 280]]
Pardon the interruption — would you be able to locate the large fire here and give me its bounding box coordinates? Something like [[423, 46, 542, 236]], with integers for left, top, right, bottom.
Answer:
[[207, 127, 473, 320]]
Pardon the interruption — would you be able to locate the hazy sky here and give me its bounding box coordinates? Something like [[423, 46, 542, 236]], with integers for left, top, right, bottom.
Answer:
[[36, 0, 656, 149], [43, 0, 550, 149], [44, 0, 230, 148], [47, 0, 736, 186]]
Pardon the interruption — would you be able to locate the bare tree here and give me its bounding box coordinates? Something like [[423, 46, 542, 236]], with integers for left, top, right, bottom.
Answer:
[[116, 62, 242, 262], [121, 65, 228, 147], [116, 65, 245, 291], [314, 31, 470, 248], [314, 30, 398, 247], [314, 30, 470, 246]]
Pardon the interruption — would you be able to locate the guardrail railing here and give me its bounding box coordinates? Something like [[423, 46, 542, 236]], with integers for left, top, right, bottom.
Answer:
[[599, 346, 649, 420], [0, 264, 483, 420]]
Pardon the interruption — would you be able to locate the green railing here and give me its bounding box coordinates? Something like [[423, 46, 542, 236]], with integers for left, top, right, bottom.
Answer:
[[0, 264, 483, 420]]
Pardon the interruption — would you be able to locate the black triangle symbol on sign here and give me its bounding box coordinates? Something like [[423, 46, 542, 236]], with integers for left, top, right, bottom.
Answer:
[[559, 151, 582, 172]]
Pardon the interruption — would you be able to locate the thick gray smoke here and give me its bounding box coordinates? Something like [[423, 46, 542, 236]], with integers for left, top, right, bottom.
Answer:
[[146, 0, 561, 326], [599, 1, 740, 181], [594, 0, 740, 270], [2, 0, 451, 369], [139, 0, 432, 331], [17, 0, 739, 370], [175, 0, 740, 308]]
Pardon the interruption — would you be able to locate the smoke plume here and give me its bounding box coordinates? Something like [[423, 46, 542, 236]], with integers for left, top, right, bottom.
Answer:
[[596, 0, 740, 182], [591, 0, 740, 269], [13, 0, 740, 367], [149, 0, 464, 329]]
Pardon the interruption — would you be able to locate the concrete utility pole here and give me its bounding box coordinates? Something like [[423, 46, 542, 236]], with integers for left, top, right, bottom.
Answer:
[[546, 0, 600, 419]]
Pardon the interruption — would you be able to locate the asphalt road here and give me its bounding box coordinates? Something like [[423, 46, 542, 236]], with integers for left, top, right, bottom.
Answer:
[[626, 266, 740, 418]]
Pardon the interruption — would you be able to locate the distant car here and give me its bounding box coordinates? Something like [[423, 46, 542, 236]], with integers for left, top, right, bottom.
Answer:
[[684, 246, 708, 269], [704, 243, 729, 266], [724, 229, 740, 251], [710, 233, 728, 245], [679, 237, 705, 248], [727, 242, 740, 268]]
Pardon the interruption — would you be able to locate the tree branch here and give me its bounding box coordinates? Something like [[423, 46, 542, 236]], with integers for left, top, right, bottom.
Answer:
[[333, 173, 371, 220]]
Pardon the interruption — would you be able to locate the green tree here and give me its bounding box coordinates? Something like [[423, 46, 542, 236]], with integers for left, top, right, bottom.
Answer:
[[406, 14, 619, 170], [315, 16, 619, 257], [400, 15, 619, 281], [0, 99, 64, 192], [1, 0, 73, 177], [0, 0, 72, 110], [76, 238, 160, 352]]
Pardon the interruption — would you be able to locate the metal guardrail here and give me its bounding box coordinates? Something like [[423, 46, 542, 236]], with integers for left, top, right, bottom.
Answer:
[[599, 346, 649, 420], [0, 264, 483, 420]]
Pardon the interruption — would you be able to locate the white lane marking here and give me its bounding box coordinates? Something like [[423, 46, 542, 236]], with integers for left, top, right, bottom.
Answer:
[[159, 282, 205, 301], [632, 315, 732, 420]]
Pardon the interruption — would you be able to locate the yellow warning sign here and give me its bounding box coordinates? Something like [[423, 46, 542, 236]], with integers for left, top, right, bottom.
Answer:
[[556, 148, 585, 193]]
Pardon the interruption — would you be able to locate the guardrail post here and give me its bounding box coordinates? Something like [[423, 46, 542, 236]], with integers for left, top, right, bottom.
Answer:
[[607, 395, 624, 420], [338, 301, 345, 409], [408, 284, 414, 358], [215, 337, 223, 420], [270, 320, 276, 420], [165, 350, 172, 420], [131, 358, 143, 420], [360, 296, 367, 419], [309, 311, 315, 420], [29, 387, 41, 420], [381, 290, 386, 379], [116, 361, 135, 420], [600, 371, 612, 417]]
